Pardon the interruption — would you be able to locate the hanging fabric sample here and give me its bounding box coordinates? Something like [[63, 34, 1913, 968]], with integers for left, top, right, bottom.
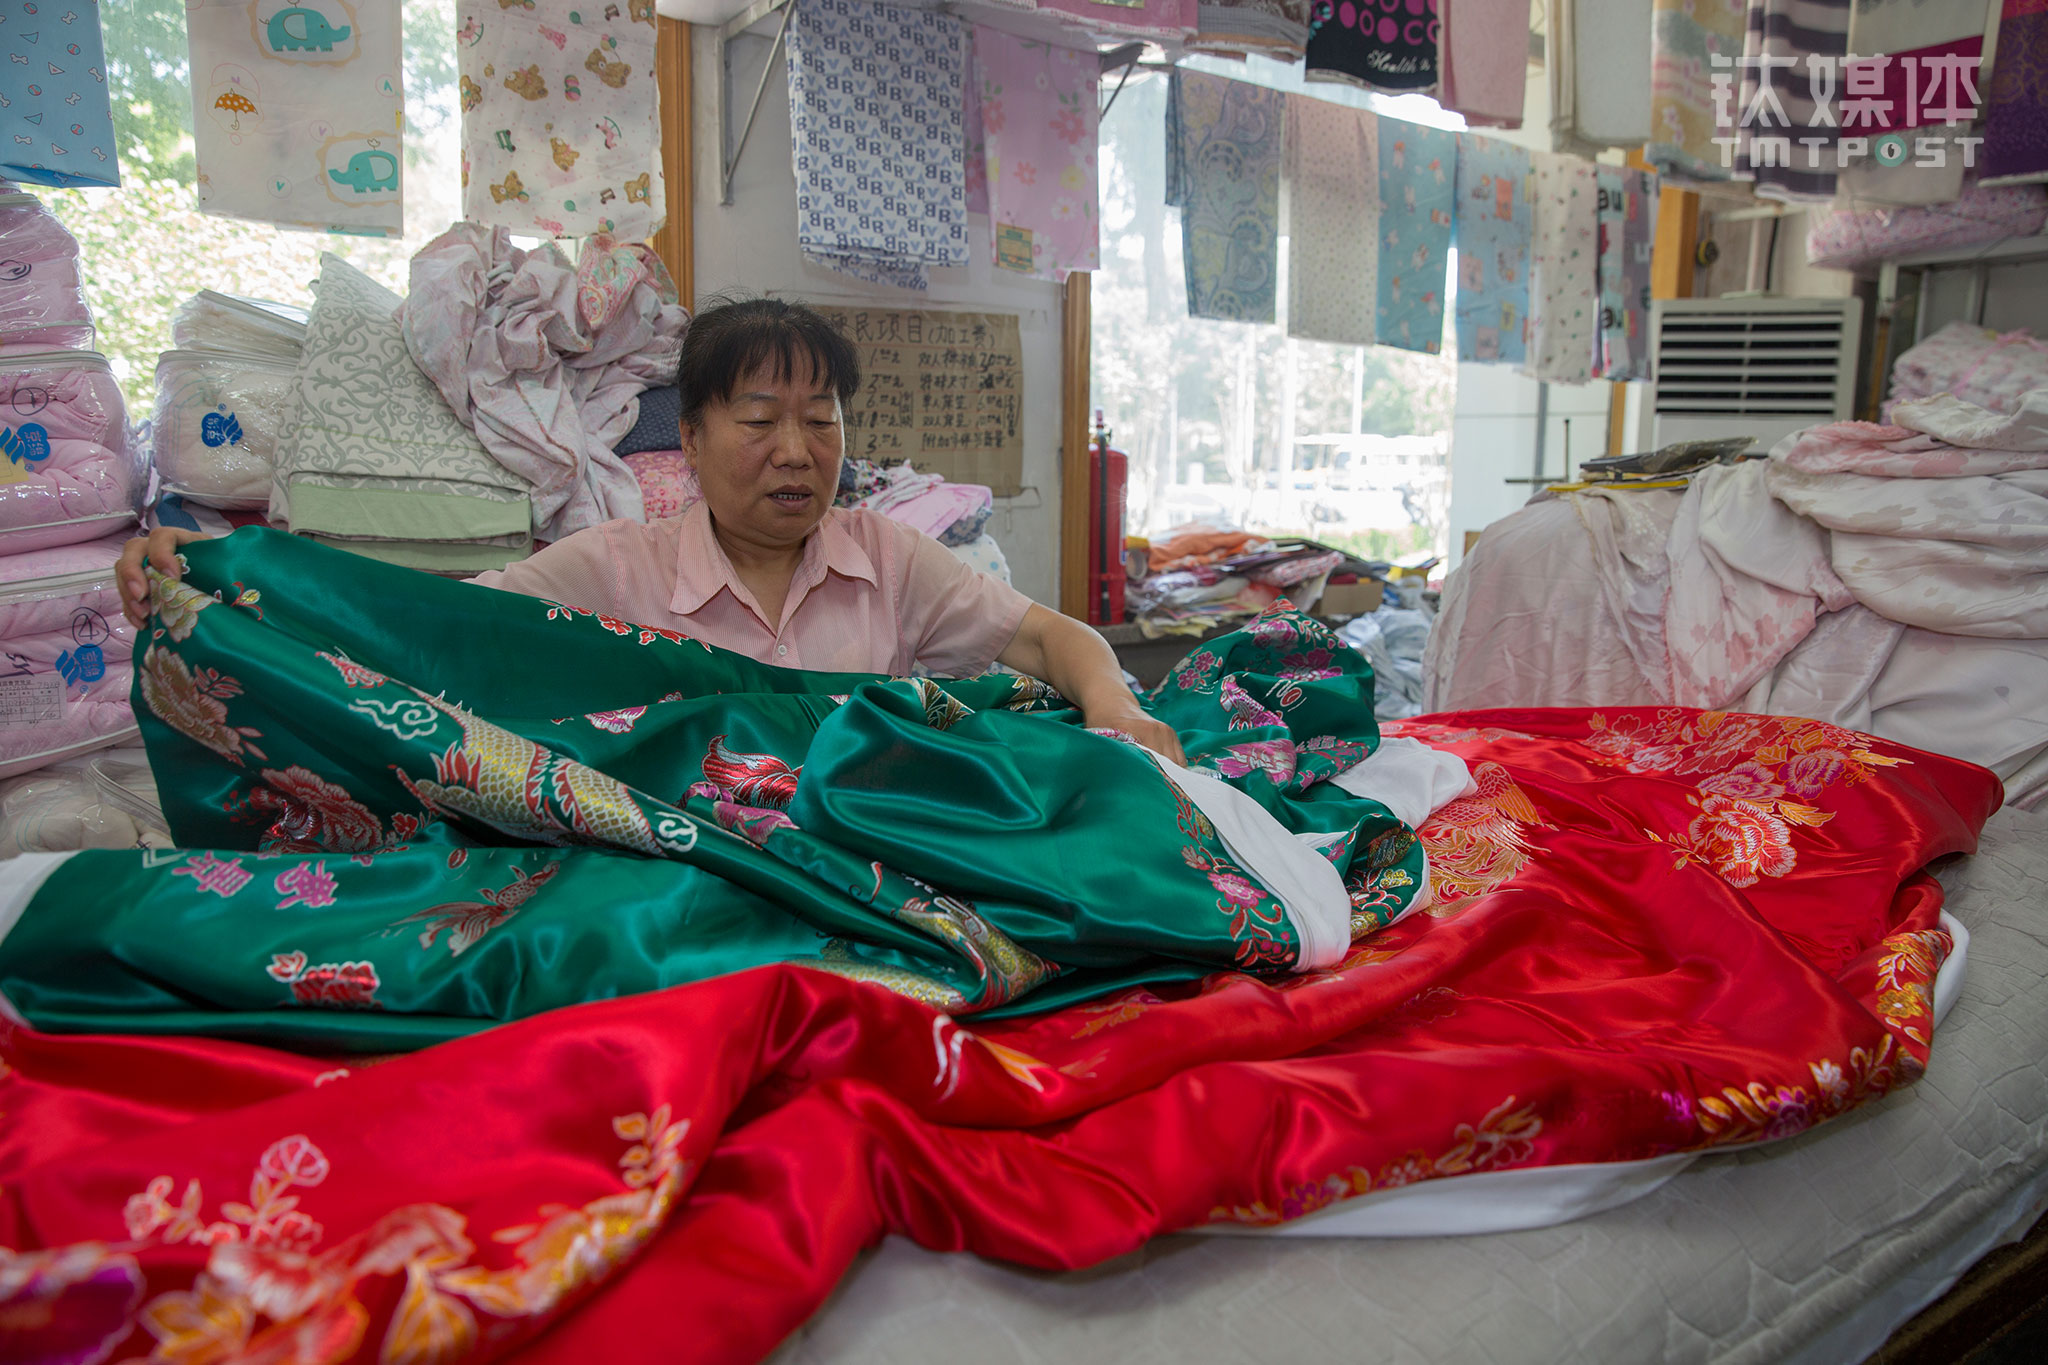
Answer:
[[1284, 96, 1377, 346], [185, 0, 404, 236], [1452, 136, 1531, 365], [971, 28, 1100, 282], [1731, 0, 1849, 202], [1838, 0, 2000, 206], [1035, 0, 1200, 42], [457, 0, 663, 240], [1571, 0, 1654, 146], [1375, 121, 1457, 355], [1439, 0, 1527, 128], [1166, 71, 1282, 323], [1596, 166, 1658, 381], [1526, 151, 1599, 385], [1306, 0, 1440, 93], [1648, 0, 1745, 183], [787, 0, 970, 289], [0, 0, 118, 187], [963, 49, 990, 216], [1982, 0, 2048, 185]]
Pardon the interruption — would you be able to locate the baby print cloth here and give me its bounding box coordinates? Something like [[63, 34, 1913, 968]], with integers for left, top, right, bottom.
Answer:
[[457, 0, 663, 241], [786, 0, 969, 290], [1305, 0, 1440, 93], [971, 28, 1100, 283], [1375, 121, 1456, 355], [1285, 96, 1376, 346], [186, 0, 404, 236], [1167, 70, 1282, 324], [1439, 0, 1526, 128], [1452, 135, 1531, 365], [1648, 0, 1744, 183], [0, 0, 117, 187], [1527, 151, 1599, 386], [1983, 0, 2048, 185]]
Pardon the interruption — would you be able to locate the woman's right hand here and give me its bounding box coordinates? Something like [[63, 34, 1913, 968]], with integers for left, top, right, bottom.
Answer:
[[119, 528, 212, 630]]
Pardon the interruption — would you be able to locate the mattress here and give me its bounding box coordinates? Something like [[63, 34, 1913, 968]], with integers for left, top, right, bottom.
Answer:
[[769, 803, 2048, 1365]]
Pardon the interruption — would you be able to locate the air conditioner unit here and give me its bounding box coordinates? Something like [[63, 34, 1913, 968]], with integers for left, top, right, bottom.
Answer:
[[1636, 297, 1864, 453]]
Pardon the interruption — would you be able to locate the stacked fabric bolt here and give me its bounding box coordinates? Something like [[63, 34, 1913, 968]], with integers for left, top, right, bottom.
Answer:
[[0, 189, 144, 779]]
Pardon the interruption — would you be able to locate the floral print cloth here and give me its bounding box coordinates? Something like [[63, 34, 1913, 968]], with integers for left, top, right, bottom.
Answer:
[[1167, 70, 1283, 324], [971, 29, 1100, 282], [1596, 166, 1657, 381], [186, 0, 404, 235], [456, 0, 663, 241], [1648, 0, 1744, 183], [1285, 97, 1378, 347], [1526, 152, 1599, 386], [1375, 121, 1456, 355], [786, 0, 970, 289], [1452, 136, 1532, 365]]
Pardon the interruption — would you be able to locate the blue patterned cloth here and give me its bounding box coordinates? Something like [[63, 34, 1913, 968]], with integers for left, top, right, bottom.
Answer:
[[1375, 121, 1456, 355], [785, 0, 969, 290], [614, 385, 681, 457], [1165, 70, 1281, 324], [0, 0, 118, 187], [1452, 136, 1532, 366]]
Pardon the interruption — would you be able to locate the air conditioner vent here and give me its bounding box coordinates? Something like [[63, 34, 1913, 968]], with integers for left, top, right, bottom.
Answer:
[[1645, 298, 1863, 450]]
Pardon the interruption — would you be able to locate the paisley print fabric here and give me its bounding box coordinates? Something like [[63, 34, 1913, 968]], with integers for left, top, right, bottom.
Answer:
[[785, 0, 970, 289], [1166, 70, 1283, 324]]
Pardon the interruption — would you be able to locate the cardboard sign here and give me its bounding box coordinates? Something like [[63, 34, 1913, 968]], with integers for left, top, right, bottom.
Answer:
[[818, 305, 1024, 496]]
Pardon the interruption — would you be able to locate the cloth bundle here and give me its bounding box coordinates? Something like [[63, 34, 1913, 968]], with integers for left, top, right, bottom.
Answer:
[[786, 0, 970, 289], [0, 531, 137, 779], [622, 449, 699, 521], [152, 348, 301, 511], [1190, 0, 1315, 61], [0, 192, 94, 351], [272, 254, 533, 575], [185, 0, 405, 236], [1889, 322, 2048, 414], [970, 29, 1101, 283], [842, 462, 994, 542], [1983, 0, 2048, 185], [1805, 184, 2048, 273], [1453, 136, 1533, 364], [614, 384, 681, 457], [168, 289, 310, 358], [457, 0, 664, 241], [401, 223, 686, 543], [0, 349, 141, 553], [1168, 70, 1283, 323]]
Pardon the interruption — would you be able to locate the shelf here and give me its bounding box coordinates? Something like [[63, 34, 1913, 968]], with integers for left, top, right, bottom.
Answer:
[[1884, 233, 2048, 271]]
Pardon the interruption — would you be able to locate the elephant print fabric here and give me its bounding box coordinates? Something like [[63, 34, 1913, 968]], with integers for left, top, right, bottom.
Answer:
[[458, 0, 663, 240], [186, 0, 405, 237]]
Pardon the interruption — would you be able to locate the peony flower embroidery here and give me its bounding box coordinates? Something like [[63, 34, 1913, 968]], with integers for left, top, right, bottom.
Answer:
[[1698, 762, 1784, 803], [248, 767, 385, 853], [139, 648, 266, 766], [1208, 870, 1261, 908], [1212, 739, 1297, 784], [1782, 748, 1849, 798], [1688, 795, 1797, 887]]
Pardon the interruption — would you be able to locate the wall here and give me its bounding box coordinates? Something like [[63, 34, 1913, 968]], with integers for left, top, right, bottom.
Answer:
[[689, 24, 1066, 607]]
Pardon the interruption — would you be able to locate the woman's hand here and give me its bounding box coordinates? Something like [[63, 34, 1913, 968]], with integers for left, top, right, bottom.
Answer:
[[118, 528, 211, 630], [996, 604, 1189, 767]]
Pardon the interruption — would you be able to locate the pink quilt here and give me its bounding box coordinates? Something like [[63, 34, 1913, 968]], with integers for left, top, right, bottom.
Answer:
[[0, 531, 136, 778], [0, 352, 142, 553], [0, 191, 93, 351]]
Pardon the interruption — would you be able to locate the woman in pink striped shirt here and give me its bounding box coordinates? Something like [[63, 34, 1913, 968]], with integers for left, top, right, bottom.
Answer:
[[119, 297, 1183, 762]]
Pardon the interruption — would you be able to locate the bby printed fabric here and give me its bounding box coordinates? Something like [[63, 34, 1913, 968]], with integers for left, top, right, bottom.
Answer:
[[457, 0, 663, 241], [1375, 121, 1456, 355], [0, 0, 117, 187], [1305, 0, 1439, 93], [786, 0, 970, 290], [971, 29, 1100, 283], [1452, 135, 1531, 365], [1596, 166, 1657, 381], [187, 0, 404, 236], [1167, 70, 1282, 324], [1527, 152, 1599, 386]]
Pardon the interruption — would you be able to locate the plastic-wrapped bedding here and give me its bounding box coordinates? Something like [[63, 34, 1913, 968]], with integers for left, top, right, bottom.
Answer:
[[0, 349, 144, 553], [169, 290, 309, 360], [0, 191, 94, 351], [153, 348, 300, 510], [1806, 182, 2048, 273], [0, 531, 137, 779]]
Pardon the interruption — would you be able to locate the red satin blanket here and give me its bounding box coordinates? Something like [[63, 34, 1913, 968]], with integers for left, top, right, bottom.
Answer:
[[0, 709, 2001, 1365]]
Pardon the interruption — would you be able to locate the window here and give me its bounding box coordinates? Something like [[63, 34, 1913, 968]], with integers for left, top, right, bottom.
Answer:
[[44, 0, 461, 414], [1089, 60, 1457, 563]]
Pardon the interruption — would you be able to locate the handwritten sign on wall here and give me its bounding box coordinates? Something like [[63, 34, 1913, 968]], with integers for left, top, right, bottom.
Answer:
[[817, 306, 1025, 496]]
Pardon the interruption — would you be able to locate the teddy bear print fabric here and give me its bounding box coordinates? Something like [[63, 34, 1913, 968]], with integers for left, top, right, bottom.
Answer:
[[458, 0, 664, 241], [186, 0, 404, 235]]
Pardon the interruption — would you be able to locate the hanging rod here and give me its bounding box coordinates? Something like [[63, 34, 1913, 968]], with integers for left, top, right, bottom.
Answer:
[[716, 0, 796, 206]]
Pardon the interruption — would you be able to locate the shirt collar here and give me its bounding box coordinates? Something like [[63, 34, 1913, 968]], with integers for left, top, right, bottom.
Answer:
[[669, 501, 878, 620]]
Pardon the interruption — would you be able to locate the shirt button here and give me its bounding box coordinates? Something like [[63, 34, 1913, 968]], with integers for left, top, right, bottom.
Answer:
[[776, 644, 788, 656]]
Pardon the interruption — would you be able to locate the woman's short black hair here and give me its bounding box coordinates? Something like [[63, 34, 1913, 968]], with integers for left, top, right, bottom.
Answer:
[[677, 295, 861, 426]]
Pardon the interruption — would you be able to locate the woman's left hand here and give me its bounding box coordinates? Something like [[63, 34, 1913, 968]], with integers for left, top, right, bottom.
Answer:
[[1086, 703, 1188, 767]]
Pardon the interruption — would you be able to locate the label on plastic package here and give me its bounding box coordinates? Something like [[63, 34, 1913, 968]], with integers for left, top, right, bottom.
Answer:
[[0, 672, 64, 728]]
